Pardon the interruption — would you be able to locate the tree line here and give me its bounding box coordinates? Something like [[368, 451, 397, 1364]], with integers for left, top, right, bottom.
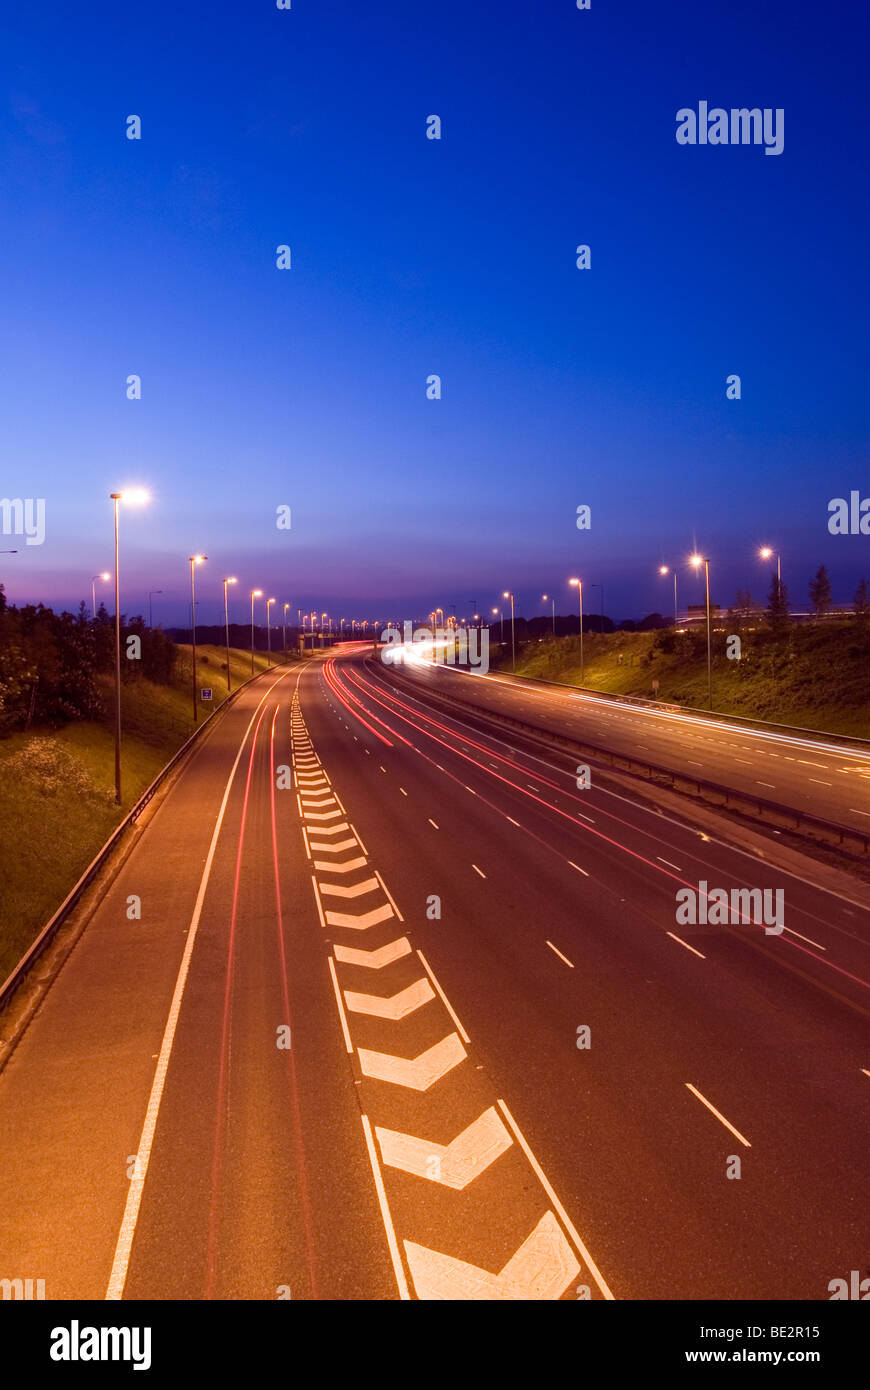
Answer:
[[0, 589, 176, 734]]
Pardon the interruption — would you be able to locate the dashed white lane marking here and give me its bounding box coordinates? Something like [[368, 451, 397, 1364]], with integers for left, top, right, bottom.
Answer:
[[546, 941, 574, 968], [334, 937, 412, 969], [505, 815, 520, 826], [666, 931, 706, 960], [404, 1211, 579, 1301], [657, 856, 681, 871], [400, 787, 408, 796], [428, 818, 439, 829], [849, 808, 870, 817], [360, 1114, 411, 1301], [755, 781, 775, 789], [376, 1107, 513, 1190], [358, 1033, 467, 1090], [472, 864, 486, 879], [809, 779, 832, 787], [862, 1069, 870, 1079], [783, 925, 826, 951], [568, 861, 589, 876], [685, 1083, 751, 1147], [344, 977, 436, 1020], [327, 957, 354, 1053]]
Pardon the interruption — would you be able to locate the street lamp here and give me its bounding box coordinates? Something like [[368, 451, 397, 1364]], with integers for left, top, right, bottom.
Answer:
[[283, 602, 290, 661], [502, 591, 516, 672], [189, 555, 208, 723], [91, 572, 111, 620], [690, 554, 713, 710], [223, 577, 237, 692], [542, 594, 556, 638], [759, 546, 781, 584], [110, 489, 150, 805], [569, 578, 584, 683], [659, 565, 677, 627], [266, 598, 276, 664], [250, 589, 263, 674]]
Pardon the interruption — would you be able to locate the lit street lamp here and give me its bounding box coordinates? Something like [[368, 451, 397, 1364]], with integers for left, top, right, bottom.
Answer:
[[266, 598, 276, 664], [690, 554, 713, 710], [91, 571, 111, 619], [759, 546, 782, 584], [542, 594, 556, 637], [502, 591, 516, 672], [189, 555, 208, 722], [283, 602, 290, 661], [569, 578, 584, 683], [659, 565, 677, 627], [110, 489, 150, 805], [250, 588, 263, 673], [223, 577, 237, 692]]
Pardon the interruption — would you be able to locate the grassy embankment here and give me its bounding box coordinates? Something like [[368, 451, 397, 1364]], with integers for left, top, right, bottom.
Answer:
[[0, 646, 294, 982], [493, 623, 870, 739]]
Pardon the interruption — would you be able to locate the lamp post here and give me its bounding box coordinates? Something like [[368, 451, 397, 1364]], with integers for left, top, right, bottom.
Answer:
[[542, 594, 555, 637], [759, 546, 781, 585], [690, 554, 713, 710], [109, 489, 149, 805], [147, 589, 163, 629], [659, 565, 677, 627], [91, 572, 111, 620], [266, 598, 276, 664], [569, 578, 584, 683], [283, 602, 290, 661], [250, 588, 263, 673], [502, 591, 515, 672], [223, 577, 237, 692], [189, 555, 207, 722]]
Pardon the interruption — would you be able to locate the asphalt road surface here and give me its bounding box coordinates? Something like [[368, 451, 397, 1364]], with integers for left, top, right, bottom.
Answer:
[[0, 648, 867, 1300], [392, 651, 870, 835]]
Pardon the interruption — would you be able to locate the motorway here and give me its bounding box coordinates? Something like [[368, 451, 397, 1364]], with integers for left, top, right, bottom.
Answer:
[[0, 646, 868, 1300], [392, 652, 870, 835]]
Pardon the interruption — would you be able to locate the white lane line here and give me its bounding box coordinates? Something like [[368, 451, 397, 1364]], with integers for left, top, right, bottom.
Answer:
[[666, 931, 706, 959], [797, 759, 828, 770], [862, 1069, 870, 1079], [400, 787, 408, 796], [849, 808, 870, 817], [380, 765, 387, 772], [417, 950, 471, 1044], [497, 1100, 614, 1301], [734, 758, 751, 764], [809, 779, 832, 787], [327, 957, 354, 1052], [568, 861, 589, 876], [301, 826, 312, 860], [687, 760, 702, 767], [310, 875, 327, 927], [465, 785, 478, 795], [472, 863, 486, 879], [685, 1083, 751, 1147], [755, 781, 775, 789], [375, 870, 405, 922], [106, 670, 296, 1300], [657, 856, 681, 871], [350, 824, 369, 856], [546, 941, 574, 968], [428, 818, 439, 829], [505, 815, 520, 826], [360, 1114, 411, 1301]]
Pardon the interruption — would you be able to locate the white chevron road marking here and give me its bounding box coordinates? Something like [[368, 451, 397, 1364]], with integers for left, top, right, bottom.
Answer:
[[404, 1211, 580, 1300], [375, 1107, 512, 1190], [318, 876, 380, 898], [304, 821, 350, 836], [304, 808, 344, 821], [324, 902, 395, 930], [309, 837, 358, 853], [344, 977, 435, 1020], [334, 937, 411, 969], [313, 855, 367, 874], [357, 1033, 466, 1089]]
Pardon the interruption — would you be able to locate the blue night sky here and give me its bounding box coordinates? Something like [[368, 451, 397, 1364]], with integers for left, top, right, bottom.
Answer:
[[1, 0, 867, 628]]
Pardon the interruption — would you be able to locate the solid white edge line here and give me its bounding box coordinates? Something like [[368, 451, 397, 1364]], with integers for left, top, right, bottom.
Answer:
[[685, 1083, 751, 1147], [666, 931, 706, 960], [374, 870, 404, 922], [416, 950, 471, 1044], [327, 957, 354, 1053], [496, 1099, 615, 1300], [360, 1113, 411, 1300], [310, 875, 327, 928], [350, 824, 369, 857], [105, 668, 296, 1300]]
